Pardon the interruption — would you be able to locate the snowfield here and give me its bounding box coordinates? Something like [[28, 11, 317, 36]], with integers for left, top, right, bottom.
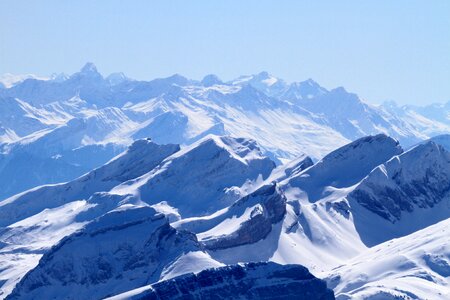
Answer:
[[0, 65, 449, 299]]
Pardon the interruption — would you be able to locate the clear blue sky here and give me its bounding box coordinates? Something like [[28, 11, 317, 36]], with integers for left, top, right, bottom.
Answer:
[[1, 0, 449, 105]]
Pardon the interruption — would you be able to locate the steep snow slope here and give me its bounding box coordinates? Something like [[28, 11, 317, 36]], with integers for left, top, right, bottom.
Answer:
[[2, 65, 446, 196], [348, 141, 450, 246], [183, 136, 400, 271], [110, 135, 276, 218], [294, 87, 427, 147], [0, 97, 52, 139], [7, 205, 221, 300], [327, 218, 450, 300], [0, 107, 139, 199], [0, 140, 180, 298], [0, 139, 179, 227], [0, 201, 92, 298], [185, 135, 450, 281], [107, 262, 335, 300], [175, 183, 287, 250], [281, 134, 403, 202]]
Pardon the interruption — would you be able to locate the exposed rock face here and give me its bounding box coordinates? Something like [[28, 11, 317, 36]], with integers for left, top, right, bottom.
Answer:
[[6, 206, 204, 300], [108, 262, 335, 300], [201, 183, 286, 250], [349, 141, 450, 222]]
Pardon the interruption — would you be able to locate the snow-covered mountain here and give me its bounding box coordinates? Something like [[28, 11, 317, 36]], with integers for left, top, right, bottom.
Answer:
[[327, 218, 450, 300], [171, 134, 449, 299], [0, 135, 277, 297], [1, 64, 450, 199], [6, 205, 218, 300], [0, 63, 449, 299], [0, 133, 449, 299]]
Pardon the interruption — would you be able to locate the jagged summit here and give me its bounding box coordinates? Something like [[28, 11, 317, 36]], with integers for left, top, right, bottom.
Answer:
[[69, 62, 104, 81], [201, 74, 222, 87], [106, 72, 129, 85], [282, 78, 328, 101], [79, 62, 99, 74]]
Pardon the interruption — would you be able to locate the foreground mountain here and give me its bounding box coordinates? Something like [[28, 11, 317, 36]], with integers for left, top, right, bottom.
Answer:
[[0, 65, 449, 299], [176, 135, 401, 271], [106, 135, 276, 218], [107, 262, 335, 300], [2, 64, 450, 198], [174, 135, 449, 284], [327, 218, 450, 300], [0, 133, 448, 299], [0, 135, 276, 297], [7, 205, 222, 300], [348, 141, 450, 246]]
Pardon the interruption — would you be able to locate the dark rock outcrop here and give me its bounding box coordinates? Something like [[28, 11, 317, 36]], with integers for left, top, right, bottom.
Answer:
[[112, 262, 335, 300]]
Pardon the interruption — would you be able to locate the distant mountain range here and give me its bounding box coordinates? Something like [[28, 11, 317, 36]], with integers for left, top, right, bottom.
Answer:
[[1, 63, 450, 199], [0, 64, 449, 299]]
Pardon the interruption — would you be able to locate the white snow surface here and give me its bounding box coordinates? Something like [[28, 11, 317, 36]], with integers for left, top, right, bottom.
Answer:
[[0, 65, 449, 299], [327, 218, 450, 300], [2, 65, 450, 198]]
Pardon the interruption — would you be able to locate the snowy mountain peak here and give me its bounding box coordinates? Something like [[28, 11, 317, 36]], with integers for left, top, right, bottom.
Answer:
[[180, 135, 272, 166], [106, 72, 129, 85], [230, 72, 286, 96], [7, 204, 204, 300], [0, 73, 50, 88], [71, 62, 103, 81], [50, 72, 69, 82], [350, 140, 450, 225], [110, 135, 275, 218], [80, 62, 99, 74], [201, 74, 223, 87], [165, 73, 190, 86], [283, 134, 403, 202], [282, 79, 327, 101]]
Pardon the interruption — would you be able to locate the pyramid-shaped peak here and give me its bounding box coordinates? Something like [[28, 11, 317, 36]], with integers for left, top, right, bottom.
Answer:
[[80, 62, 98, 74], [201, 74, 223, 87], [256, 71, 270, 78]]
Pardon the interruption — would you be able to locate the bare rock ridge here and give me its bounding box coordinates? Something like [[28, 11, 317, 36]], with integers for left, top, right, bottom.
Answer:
[[107, 262, 335, 300]]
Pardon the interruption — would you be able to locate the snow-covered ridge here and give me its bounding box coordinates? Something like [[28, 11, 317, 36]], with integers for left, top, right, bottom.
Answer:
[[1, 63, 449, 198], [327, 218, 450, 300], [0, 63, 449, 299], [6, 205, 209, 300], [0, 139, 179, 227], [281, 134, 403, 202], [351, 141, 450, 222], [0, 133, 448, 299], [109, 135, 275, 218]]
